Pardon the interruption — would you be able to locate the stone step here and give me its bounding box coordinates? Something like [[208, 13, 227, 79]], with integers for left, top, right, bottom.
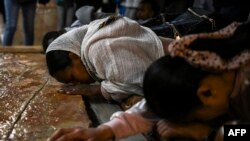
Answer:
[[0, 46, 43, 53]]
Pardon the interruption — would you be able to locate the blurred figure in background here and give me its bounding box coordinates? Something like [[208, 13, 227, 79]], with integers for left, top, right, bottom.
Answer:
[[75, 0, 101, 12], [212, 0, 250, 28], [55, 0, 76, 31], [101, 0, 116, 13], [0, 0, 5, 43], [0, 0, 5, 23], [115, 0, 126, 16], [164, 0, 194, 15], [193, 0, 214, 12], [2, 0, 49, 46], [136, 0, 160, 22], [123, 0, 142, 19]]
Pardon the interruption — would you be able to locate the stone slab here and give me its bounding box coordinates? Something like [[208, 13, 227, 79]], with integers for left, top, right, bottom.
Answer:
[[0, 53, 90, 141], [0, 46, 43, 53]]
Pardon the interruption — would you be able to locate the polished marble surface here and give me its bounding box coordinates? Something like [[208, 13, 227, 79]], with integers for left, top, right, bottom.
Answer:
[[0, 53, 90, 141]]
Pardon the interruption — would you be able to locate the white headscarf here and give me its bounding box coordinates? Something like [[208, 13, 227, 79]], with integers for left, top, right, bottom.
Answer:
[[46, 25, 88, 57], [46, 16, 164, 101]]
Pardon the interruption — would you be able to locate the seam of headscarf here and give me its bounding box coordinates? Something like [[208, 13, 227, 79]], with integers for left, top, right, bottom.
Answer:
[[98, 15, 122, 30]]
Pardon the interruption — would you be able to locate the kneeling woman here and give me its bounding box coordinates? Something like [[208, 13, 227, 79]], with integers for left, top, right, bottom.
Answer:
[[45, 15, 173, 103]]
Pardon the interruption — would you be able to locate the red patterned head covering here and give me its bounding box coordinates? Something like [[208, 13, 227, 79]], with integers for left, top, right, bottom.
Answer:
[[168, 22, 250, 72]]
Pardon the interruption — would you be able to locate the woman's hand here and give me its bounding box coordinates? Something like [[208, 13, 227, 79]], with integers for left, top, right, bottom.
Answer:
[[47, 125, 115, 141], [157, 119, 212, 141], [57, 84, 102, 97]]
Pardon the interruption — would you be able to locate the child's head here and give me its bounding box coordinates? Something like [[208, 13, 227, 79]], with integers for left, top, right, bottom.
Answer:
[[144, 56, 235, 122], [136, 0, 160, 20], [143, 22, 250, 122], [143, 56, 205, 121]]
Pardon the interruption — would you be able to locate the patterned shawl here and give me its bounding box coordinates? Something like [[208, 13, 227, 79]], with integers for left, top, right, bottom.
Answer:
[[168, 22, 250, 72]]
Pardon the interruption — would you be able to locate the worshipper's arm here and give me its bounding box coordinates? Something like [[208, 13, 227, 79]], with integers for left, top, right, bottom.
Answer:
[[47, 99, 155, 141], [47, 125, 115, 141]]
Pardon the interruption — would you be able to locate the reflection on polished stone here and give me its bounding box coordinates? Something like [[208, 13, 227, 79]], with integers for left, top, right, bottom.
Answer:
[[0, 53, 90, 140]]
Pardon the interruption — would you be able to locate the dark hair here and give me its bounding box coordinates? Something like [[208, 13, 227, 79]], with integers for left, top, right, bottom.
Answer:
[[46, 50, 71, 76], [42, 30, 66, 53], [143, 22, 250, 120], [140, 0, 160, 17], [213, 0, 250, 24], [143, 56, 208, 120]]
